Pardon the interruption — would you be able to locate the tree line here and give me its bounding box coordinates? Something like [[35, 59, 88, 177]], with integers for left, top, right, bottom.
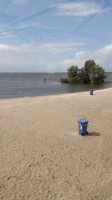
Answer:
[[61, 60, 106, 84]]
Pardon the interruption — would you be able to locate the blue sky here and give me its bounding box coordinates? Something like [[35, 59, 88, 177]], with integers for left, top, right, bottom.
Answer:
[[0, 0, 112, 72]]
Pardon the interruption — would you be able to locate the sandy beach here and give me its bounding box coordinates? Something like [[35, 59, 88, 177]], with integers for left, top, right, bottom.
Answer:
[[0, 88, 112, 200]]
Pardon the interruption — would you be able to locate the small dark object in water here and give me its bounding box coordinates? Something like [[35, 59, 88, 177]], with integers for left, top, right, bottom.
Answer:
[[44, 78, 46, 81]]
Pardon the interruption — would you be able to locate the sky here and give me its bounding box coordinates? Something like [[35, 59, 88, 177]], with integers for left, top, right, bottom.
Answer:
[[0, 0, 112, 72]]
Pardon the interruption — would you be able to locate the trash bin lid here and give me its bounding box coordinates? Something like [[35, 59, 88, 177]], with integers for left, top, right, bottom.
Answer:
[[77, 118, 88, 123]]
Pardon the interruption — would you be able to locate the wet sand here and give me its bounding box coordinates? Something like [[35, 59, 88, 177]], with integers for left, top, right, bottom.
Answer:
[[0, 88, 112, 200]]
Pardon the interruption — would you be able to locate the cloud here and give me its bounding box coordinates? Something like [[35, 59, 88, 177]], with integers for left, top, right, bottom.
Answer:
[[61, 44, 112, 72], [17, 22, 40, 29], [0, 43, 112, 72], [0, 31, 16, 38], [0, 42, 83, 72], [12, 0, 28, 5], [0, 44, 17, 51], [39, 42, 84, 53], [52, 2, 110, 16], [0, 42, 84, 54]]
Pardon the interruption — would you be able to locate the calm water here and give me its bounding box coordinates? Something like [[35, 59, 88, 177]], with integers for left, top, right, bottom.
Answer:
[[0, 73, 112, 98]]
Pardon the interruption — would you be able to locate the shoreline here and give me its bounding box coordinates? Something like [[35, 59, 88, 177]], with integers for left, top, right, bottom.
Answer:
[[0, 87, 112, 102]]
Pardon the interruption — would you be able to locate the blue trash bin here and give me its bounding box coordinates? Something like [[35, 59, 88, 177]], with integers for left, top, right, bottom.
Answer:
[[90, 89, 93, 95], [77, 118, 88, 136]]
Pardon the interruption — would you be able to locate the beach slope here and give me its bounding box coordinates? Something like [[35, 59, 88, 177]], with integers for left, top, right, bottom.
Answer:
[[0, 88, 112, 200]]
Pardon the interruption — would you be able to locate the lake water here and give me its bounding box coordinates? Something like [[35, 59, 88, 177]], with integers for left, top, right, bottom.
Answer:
[[0, 73, 112, 98]]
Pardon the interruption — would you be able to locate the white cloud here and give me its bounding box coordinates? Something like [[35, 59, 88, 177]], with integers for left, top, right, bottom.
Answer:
[[0, 42, 83, 72], [0, 43, 112, 72], [52, 2, 110, 16], [12, 0, 28, 5], [61, 44, 112, 72], [0, 31, 16, 38], [39, 42, 84, 53], [0, 44, 18, 51], [17, 22, 40, 29], [0, 42, 84, 54]]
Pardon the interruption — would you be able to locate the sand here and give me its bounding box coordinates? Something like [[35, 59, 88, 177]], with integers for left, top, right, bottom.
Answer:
[[0, 88, 112, 200]]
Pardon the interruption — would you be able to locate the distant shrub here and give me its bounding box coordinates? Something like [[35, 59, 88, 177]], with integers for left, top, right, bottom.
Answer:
[[69, 77, 78, 83], [61, 60, 106, 84], [90, 65, 106, 84], [60, 78, 69, 83]]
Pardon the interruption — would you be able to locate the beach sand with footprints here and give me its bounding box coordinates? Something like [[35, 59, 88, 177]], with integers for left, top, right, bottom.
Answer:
[[0, 88, 112, 200]]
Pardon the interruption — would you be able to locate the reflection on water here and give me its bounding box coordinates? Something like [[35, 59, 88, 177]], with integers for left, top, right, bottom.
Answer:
[[0, 73, 112, 98]]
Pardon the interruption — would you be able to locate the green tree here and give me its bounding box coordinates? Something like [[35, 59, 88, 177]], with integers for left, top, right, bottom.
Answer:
[[61, 60, 106, 84], [78, 68, 85, 83], [67, 65, 78, 83], [90, 65, 105, 84], [83, 60, 96, 83]]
